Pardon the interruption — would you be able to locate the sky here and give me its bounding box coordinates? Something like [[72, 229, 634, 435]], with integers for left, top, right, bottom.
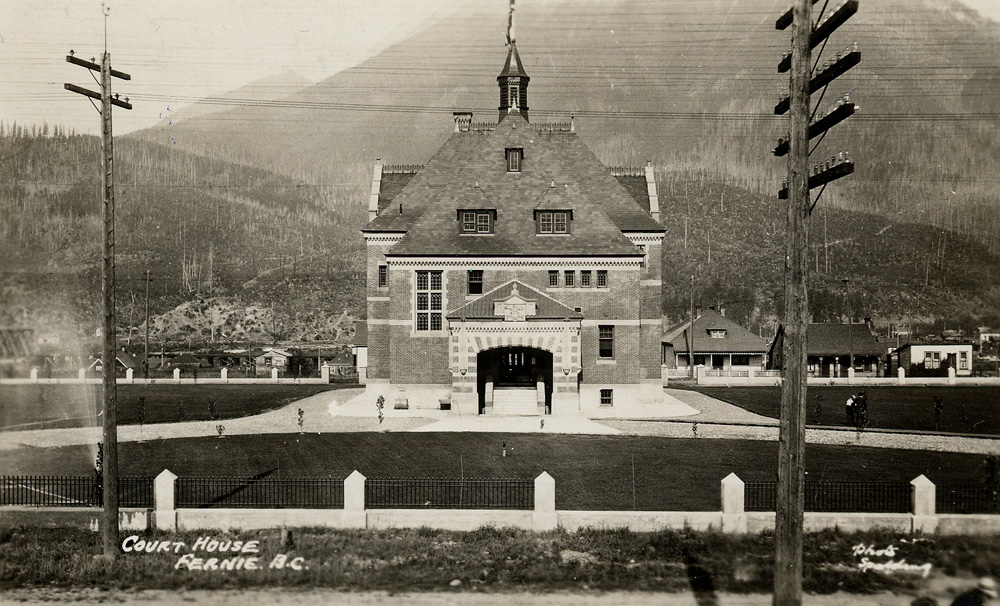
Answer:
[[1, 0, 465, 135], [1, 0, 998, 136]]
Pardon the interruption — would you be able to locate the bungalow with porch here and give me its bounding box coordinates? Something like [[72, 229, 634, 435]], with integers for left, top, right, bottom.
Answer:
[[768, 322, 884, 377], [661, 308, 768, 374]]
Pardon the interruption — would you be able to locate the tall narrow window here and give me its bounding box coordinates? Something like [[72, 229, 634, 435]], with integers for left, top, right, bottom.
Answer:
[[581, 270, 592, 287], [468, 270, 483, 295], [597, 270, 608, 288], [564, 270, 575, 287], [598, 325, 614, 358], [416, 270, 443, 331], [377, 265, 388, 287], [506, 148, 522, 172], [509, 85, 519, 108], [548, 270, 559, 287]]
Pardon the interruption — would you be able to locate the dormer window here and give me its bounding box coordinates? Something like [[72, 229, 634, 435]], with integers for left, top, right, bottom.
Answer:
[[459, 210, 495, 234], [709, 329, 727, 339], [535, 210, 572, 234], [506, 148, 522, 172]]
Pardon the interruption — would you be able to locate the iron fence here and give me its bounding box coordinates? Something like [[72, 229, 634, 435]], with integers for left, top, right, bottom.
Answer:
[[0, 475, 152, 508], [365, 477, 534, 510], [175, 476, 344, 509], [937, 483, 1000, 514], [745, 481, 912, 513]]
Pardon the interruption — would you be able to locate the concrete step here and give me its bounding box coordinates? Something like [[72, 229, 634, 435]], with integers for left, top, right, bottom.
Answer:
[[493, 389, 540, 416]]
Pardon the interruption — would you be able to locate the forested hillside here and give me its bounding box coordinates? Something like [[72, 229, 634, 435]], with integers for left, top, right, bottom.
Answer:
[[0, 126, 366, 347], [132, 0, 1000, 256]]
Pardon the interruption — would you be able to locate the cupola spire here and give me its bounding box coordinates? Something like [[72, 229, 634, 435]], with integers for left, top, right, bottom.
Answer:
[[498, 0, 529, 123]]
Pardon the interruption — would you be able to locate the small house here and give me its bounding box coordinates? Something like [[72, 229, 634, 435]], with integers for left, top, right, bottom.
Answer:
[[769, 323, 883, 377], [661, 309, 768, 371], [889, 341, 974, 377]]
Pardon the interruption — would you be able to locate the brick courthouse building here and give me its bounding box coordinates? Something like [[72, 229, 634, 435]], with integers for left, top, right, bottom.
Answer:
[[360, 39, 666, 416]]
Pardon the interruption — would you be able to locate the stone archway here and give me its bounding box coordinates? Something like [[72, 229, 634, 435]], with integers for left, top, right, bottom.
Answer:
[[477, 346, 553, 415], [447, 322, 581, 416]]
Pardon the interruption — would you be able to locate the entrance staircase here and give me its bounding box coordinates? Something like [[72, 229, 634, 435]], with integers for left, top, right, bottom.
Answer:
[[492, 388, 540, 416]]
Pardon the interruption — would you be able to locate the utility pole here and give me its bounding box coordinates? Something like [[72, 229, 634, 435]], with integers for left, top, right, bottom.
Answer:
[[143, 270, 150, 379], [64, 12, 132, 560], [688, 275, 695, 381], [774, 2, 812, 602], [772, 1, 859, 605]]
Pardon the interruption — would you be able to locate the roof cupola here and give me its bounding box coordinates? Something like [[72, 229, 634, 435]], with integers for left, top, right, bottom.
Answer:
[[498, 0, 529, 123]]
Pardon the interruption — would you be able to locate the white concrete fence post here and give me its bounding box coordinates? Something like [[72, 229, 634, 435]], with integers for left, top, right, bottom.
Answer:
[[321, 365, 330, 383], [898, 366, 906, 385], [343, 470, 367, 529], [30, 368, 39, 382], [154, 469, 178, 531], [533, 471, 557, 531], [948, 367, 956, 386], [78, 368, 86, 381], [696, 365, 707, 385], [271, 367, 279, 383], [911, 474, 937, 534], [220, 367, 228, 382], [173, 368, 181, 383], [126, 368, 134, 383], [720, 473, 747, 533]]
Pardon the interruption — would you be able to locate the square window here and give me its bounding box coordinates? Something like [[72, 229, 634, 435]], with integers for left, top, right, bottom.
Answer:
[[378, 265, 388, 287], [600, 389, 613, 406], [539, 212, 553, 233], [554, 212, 568, 234], [468, 270, 483, 295], [564, 270, 575, 287], [581, 270, 592, 287], [548, 270, 559, 287], [462, 211, 476, 232], [477, 213, 491, 233], [597, 270, 608, 288], [598, 325, 614, 358]]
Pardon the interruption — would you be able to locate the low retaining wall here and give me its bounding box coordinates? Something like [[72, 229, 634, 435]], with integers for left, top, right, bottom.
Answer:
[[0, 507, 149, 531], [177, 508, 345, 531]]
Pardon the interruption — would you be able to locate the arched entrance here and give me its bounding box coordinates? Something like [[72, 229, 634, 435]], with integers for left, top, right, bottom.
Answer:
[[477, 347, 553, 415]]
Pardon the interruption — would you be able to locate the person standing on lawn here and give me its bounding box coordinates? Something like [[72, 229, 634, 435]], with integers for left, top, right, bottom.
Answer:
[[951, 577, 998, 606], [846, 393, 856, 425], [855, 392, 868, 431], [933, 394, 944, 431]]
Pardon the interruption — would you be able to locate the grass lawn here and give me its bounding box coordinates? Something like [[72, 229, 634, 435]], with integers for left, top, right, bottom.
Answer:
[[0, 384, 350, 431], [2, 433, 993, 511], [1, 526, 998, 594], [690, 386, 1000, 435]]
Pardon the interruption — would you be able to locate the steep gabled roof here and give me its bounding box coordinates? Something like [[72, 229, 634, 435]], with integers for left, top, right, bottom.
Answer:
[[663, 309, 769, 354], [447, 280, 582, 320], [368, 113, 661, 256]]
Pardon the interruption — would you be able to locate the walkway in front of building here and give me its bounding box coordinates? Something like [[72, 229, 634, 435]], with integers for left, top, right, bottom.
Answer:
[[0, 387, 995, 455]]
